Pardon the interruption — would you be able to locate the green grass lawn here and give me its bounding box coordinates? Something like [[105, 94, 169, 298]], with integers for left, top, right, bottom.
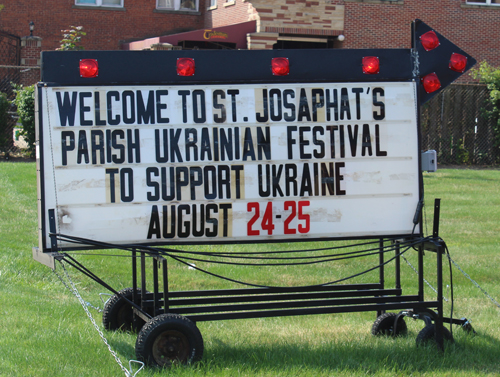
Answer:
[[1, 162, 500, 377]]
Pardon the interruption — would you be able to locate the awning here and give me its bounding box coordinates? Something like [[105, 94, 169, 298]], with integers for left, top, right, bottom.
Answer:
[[123, 21, 256, 50]]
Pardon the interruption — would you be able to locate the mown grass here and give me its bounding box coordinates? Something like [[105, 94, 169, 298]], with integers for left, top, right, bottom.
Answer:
[[1, 162, 499, 377]]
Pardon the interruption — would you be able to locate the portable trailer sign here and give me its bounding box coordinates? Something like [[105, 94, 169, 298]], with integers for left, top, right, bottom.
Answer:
[[35, 20, 475, 252]]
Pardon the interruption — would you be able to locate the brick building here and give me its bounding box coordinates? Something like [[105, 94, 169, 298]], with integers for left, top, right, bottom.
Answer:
[[0, 0, 206, 51], [0, 1, 499, 67]]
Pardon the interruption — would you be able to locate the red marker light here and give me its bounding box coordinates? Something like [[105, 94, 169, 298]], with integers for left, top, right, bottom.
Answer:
[[272, 57, 290, 76], [79, 59, 98, 78], [177, 58, 195, 76], [421, 73, 441, 93], [420, 30, 440, 51], [362, 56, 380, 74], [449, 53, 467, 73]]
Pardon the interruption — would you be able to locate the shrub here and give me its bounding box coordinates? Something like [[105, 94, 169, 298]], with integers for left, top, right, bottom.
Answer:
[[0, 92, 10, 151], [470, 61, 500, 162], [12, 84, 36, 157]]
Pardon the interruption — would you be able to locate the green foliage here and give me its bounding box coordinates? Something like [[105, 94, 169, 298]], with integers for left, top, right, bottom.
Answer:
[[0, 92, 10, 149], [57, 26, 86, 51], [470, 61, 500, 162], [452, 139, 470, 165], [12, 84, 35, 156]]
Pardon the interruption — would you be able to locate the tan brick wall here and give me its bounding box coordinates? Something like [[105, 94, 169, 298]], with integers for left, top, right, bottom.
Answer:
[[250, 0, 344, 36], [246, 32, 279, 50], [206, 0, 345, 49], [20, 36, 42, 86]]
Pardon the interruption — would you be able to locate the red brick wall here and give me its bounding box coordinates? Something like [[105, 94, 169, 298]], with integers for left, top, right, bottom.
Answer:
[[343, 0, 500, 69], [0, 0, 206, 51]]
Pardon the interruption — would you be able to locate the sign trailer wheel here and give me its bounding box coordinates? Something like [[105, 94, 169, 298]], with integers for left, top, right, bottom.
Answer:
[[102, 287, 149, 333], [416, 324, 454, 346], [135, 313, 204, 367], [371, 312, 407, 337]]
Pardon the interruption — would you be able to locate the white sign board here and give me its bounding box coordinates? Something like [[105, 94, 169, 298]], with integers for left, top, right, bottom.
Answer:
[[38, 82, 420, 250]]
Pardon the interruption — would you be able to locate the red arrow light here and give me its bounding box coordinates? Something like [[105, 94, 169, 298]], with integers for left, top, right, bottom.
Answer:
[[421, 73, 441, 93], [79, 59, 98, 78], [420, 31, 440, 51], [177, 58, 195, 76], [449, 53, 467, 73], [362, 56, 380, 74], [272, 57, 290, 76]]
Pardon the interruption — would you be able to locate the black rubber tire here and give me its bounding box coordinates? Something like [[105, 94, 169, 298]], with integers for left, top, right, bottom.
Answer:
[[416, 324, 454, 346], [135, 313, 204, 367], [371, 312, 407, 336], [102, 288, 147, 332]]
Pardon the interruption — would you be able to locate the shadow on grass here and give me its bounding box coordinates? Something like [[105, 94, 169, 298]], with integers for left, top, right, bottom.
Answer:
[[104, 324, 500, 375], [198, 330, 500, 375]]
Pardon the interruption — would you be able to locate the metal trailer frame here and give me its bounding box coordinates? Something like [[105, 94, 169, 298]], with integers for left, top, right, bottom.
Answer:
[[33, 19, 476, 366], [46, 198, 471, 360]]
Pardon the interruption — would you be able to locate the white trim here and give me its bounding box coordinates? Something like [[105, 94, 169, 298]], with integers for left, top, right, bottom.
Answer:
[[466, 0, 500, 5], [157, 0, 199, 11], [75, 0, 124, 7]]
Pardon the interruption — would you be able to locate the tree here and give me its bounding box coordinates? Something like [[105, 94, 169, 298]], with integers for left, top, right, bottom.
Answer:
[[57, 26, 86, 51]]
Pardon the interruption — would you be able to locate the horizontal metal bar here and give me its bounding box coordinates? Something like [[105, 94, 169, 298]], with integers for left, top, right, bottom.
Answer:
[[167, 283, 383, 298], [186, 301, 440, 322], [443, 317, 470, 326], [152, 288, 403, 307], [171, 295, 421, 315]]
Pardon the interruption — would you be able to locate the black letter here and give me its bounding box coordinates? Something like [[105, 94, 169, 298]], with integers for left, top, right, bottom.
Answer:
[[61, 131, 75, 166], [56, 92, 78, 126], [373, 88, 385, 120]]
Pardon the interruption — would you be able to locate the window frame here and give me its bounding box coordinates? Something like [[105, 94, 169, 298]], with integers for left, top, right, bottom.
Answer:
[[466, 0, 500, 5], [156, 0, 199, 11], [75, 0, 124, 7]]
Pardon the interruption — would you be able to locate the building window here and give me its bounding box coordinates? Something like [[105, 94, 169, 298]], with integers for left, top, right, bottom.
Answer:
[[466, 0, 500, 4], [75, 0, 123, 6], [157, 0, 198, 11], [210, 0, 217, 6]]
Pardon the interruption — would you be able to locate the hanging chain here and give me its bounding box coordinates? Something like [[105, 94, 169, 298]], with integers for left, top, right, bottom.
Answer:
[[447, 254, 500, 310], [54, 260, 144, 377], [402, 255, 449, 302], [46, 87, 143, 377]]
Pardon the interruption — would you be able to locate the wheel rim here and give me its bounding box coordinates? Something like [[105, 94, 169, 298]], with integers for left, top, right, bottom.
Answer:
[[152, 330, 190, 366]]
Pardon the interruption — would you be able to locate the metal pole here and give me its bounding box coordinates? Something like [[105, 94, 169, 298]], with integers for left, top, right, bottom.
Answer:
[[141, 251, 147, 313], [163, 258, 169, 313], [395, 240, 401, 293], [153, 257, 159, 317], [377, 238, 385, 318], [418, 244, 424, 301], [132, 249, 137, 296], [434, 198, 444, 350]]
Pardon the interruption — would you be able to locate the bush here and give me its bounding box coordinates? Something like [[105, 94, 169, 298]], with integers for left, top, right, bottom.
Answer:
[[470, 61, 500, 162], [12, 84, 36, 157], [0, 92, 10, 150]]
